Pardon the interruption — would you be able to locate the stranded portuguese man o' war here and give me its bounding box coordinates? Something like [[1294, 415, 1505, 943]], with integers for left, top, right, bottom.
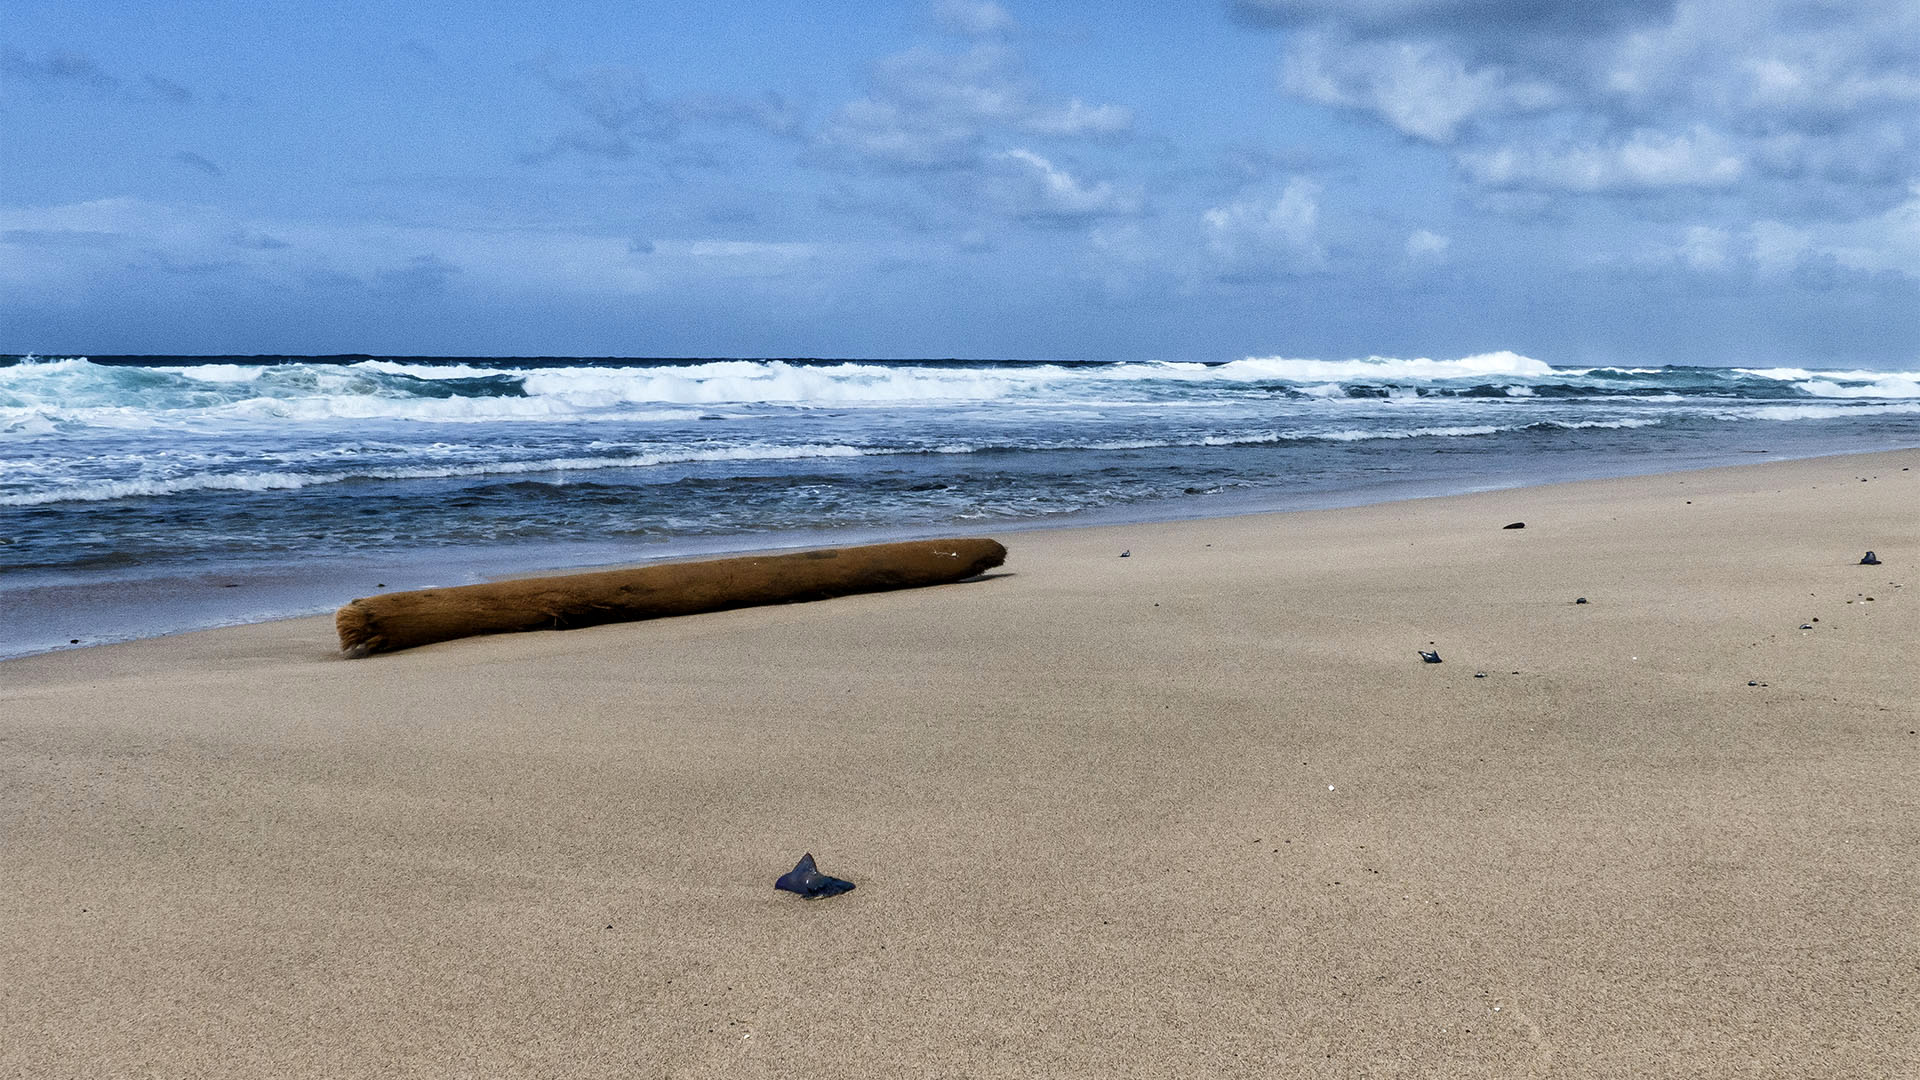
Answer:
[[776, 853, 856, 900]]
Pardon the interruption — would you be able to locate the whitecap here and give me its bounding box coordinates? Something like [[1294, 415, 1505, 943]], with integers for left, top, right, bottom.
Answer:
[[1226, 350, 1554, 383], [0, 442, 882, 507], [1793, 377, 1920, 400]]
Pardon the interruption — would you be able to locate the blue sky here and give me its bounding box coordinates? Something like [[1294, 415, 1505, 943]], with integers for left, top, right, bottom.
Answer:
[[4, 0, 1917, 366]]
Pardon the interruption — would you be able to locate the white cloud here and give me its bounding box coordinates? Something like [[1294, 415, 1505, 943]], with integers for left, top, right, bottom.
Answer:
[[990, 149, 1140, 223], [1283, 32, 1554, 143], [1405, 228, 1450, 261], [1022, 99, 1133, 138], [934, 0, 1014, 38], [819, 40, 1132, 171], [1679, 225, 1729, 270], [1237, 0, 1677, 34], [1746, 219, 1812, 274], [0, 197, 859, 303], [1203, 178, 1327, 275], [819, 96, 979, 169], [1661, 193, 1920, 280], [1870, 185, 1920, 273], [1460, 127, 1744, 192], [1262, 0, 1919, 219]]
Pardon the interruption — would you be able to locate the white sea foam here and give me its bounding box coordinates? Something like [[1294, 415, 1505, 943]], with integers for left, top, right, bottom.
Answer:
[[1317, 424, 1504, 441], [1736, 367, 1920, 384], [1792, 377, 1920, 399], [14, 353, 1572, 427], [1547, 418, 1662, 430], [9, 413, 1681, 507], [0, 409, 64, 437], [1738, 402, 1920, 421], [0, 443, 878, 506], [147, 364, 273, 384], [523, 360, 1092, 407], [1227, 350, 1554, 382], [21, 355, 1918, 433], [352, 360, 514, 380]]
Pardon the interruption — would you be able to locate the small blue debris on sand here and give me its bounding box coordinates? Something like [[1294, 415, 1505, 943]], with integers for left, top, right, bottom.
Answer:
[[1420, 650, 1443, 664], [1119, 550, 1131, 558], [1860, 551, 1881, 565], [1575, 597, 1589, 604], [776, 853, 855, 900]]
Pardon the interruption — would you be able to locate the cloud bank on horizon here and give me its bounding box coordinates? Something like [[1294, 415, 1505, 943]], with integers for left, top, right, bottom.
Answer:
[[3, 0, 1916, 366]]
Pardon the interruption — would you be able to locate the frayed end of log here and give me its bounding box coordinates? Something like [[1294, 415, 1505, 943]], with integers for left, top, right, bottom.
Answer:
[[334, 600, 384, 658]]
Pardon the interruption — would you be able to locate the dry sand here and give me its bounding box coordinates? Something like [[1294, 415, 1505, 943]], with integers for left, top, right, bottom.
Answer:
[[3, 449, 1917, 1078]]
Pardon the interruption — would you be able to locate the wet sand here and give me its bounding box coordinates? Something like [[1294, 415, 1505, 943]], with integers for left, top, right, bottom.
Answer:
[[3, 449, 1916, 1078]]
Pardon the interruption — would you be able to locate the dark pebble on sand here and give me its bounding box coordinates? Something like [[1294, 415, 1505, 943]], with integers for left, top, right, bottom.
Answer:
[[1503, 522, 1525, 529], [1576, 597, 1588, 604]]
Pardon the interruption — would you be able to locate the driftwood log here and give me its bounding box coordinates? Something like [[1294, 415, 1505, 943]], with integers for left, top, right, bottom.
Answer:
[[335, 537, 1007, 657]]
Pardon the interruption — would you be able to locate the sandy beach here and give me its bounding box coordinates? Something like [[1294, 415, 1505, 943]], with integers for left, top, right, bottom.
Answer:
[[3, 448, 1916, 1078]]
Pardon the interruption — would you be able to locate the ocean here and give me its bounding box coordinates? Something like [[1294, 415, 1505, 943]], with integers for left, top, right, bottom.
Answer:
[[3, 351, 1917, 658]]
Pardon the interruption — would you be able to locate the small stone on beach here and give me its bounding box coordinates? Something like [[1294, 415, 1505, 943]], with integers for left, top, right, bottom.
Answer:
[[1503, 522, 1525, 530], [1576, 597, 1588, 604]]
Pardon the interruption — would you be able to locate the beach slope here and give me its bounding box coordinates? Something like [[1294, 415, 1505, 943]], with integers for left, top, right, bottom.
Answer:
[[3, 450, 1916, 1078]]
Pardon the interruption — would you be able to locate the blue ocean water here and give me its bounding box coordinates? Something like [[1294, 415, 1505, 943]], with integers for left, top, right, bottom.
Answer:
[[3, 351, 1917, 657]]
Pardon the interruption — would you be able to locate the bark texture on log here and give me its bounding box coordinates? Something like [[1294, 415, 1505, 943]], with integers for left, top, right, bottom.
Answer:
[[335, 537, 1007, 656]]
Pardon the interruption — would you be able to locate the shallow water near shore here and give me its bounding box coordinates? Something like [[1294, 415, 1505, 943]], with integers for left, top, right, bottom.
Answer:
[[3, 351, 1916, 657]]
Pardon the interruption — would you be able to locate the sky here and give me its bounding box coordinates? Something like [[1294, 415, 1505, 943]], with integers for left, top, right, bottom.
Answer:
[[3, 0, 1917, 366]]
